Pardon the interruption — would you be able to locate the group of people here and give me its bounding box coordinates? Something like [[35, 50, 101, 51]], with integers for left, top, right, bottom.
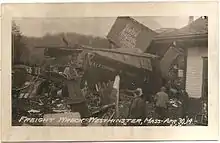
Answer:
[[127, 84, 189, 125]]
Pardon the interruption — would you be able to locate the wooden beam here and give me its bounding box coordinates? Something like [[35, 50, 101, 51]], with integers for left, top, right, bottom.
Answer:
[[153, 37, 208, 44], [154, 33, 208, 41], [36, 45, 159, 59]]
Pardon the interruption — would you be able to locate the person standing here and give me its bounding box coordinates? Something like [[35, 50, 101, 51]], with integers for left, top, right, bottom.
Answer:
[[128, 88, 147, 126], [155, 87, 169, 120]]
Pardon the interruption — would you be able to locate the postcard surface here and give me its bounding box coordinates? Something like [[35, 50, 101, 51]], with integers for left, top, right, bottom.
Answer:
[[1, 2, 219, 141]]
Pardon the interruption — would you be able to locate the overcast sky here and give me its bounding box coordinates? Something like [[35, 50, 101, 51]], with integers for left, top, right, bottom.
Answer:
[[14, 16, 200, 38]]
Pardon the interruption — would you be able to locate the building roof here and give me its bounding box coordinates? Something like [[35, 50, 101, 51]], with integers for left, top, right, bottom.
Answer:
[[154, 28, 177, 34], [154, 16, 208, 40]]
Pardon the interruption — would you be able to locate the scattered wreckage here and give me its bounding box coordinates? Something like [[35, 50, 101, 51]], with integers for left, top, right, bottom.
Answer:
[[12, 16, 207, 126], [12, 45, 198, 126]]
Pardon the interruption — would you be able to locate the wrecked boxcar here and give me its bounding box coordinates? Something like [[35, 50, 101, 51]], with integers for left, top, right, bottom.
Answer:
[[81, 47, 163, 96]]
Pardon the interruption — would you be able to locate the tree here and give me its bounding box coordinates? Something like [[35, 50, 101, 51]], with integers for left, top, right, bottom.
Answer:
[[12, 21, 26, 65]]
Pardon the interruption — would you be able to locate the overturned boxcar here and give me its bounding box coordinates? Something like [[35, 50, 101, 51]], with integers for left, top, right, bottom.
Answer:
[[81, 47, 163, 96]]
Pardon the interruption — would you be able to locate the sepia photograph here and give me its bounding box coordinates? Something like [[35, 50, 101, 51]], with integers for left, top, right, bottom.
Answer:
[[11, 16, 208, 127], [1, 3, 218, 141]]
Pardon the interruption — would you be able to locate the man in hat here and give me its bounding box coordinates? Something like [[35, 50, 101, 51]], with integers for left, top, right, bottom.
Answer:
[[155, 86, 169, 120], [128, 88, 147, 125]]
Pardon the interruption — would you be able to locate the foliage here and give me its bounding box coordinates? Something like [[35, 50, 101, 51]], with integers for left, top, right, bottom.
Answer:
[[22, 32, 111, 65], [12, 21, 29, 65]]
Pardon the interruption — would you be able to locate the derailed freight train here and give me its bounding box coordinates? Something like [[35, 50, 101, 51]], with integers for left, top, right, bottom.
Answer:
[[81, 47, 163, 97]]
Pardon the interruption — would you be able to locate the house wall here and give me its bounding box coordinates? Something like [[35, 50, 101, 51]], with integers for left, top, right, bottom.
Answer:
[[185, 46, 207, 98]]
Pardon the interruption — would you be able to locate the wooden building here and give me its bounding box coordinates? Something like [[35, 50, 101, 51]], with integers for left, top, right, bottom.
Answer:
[[147, 16, 208, 99]]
